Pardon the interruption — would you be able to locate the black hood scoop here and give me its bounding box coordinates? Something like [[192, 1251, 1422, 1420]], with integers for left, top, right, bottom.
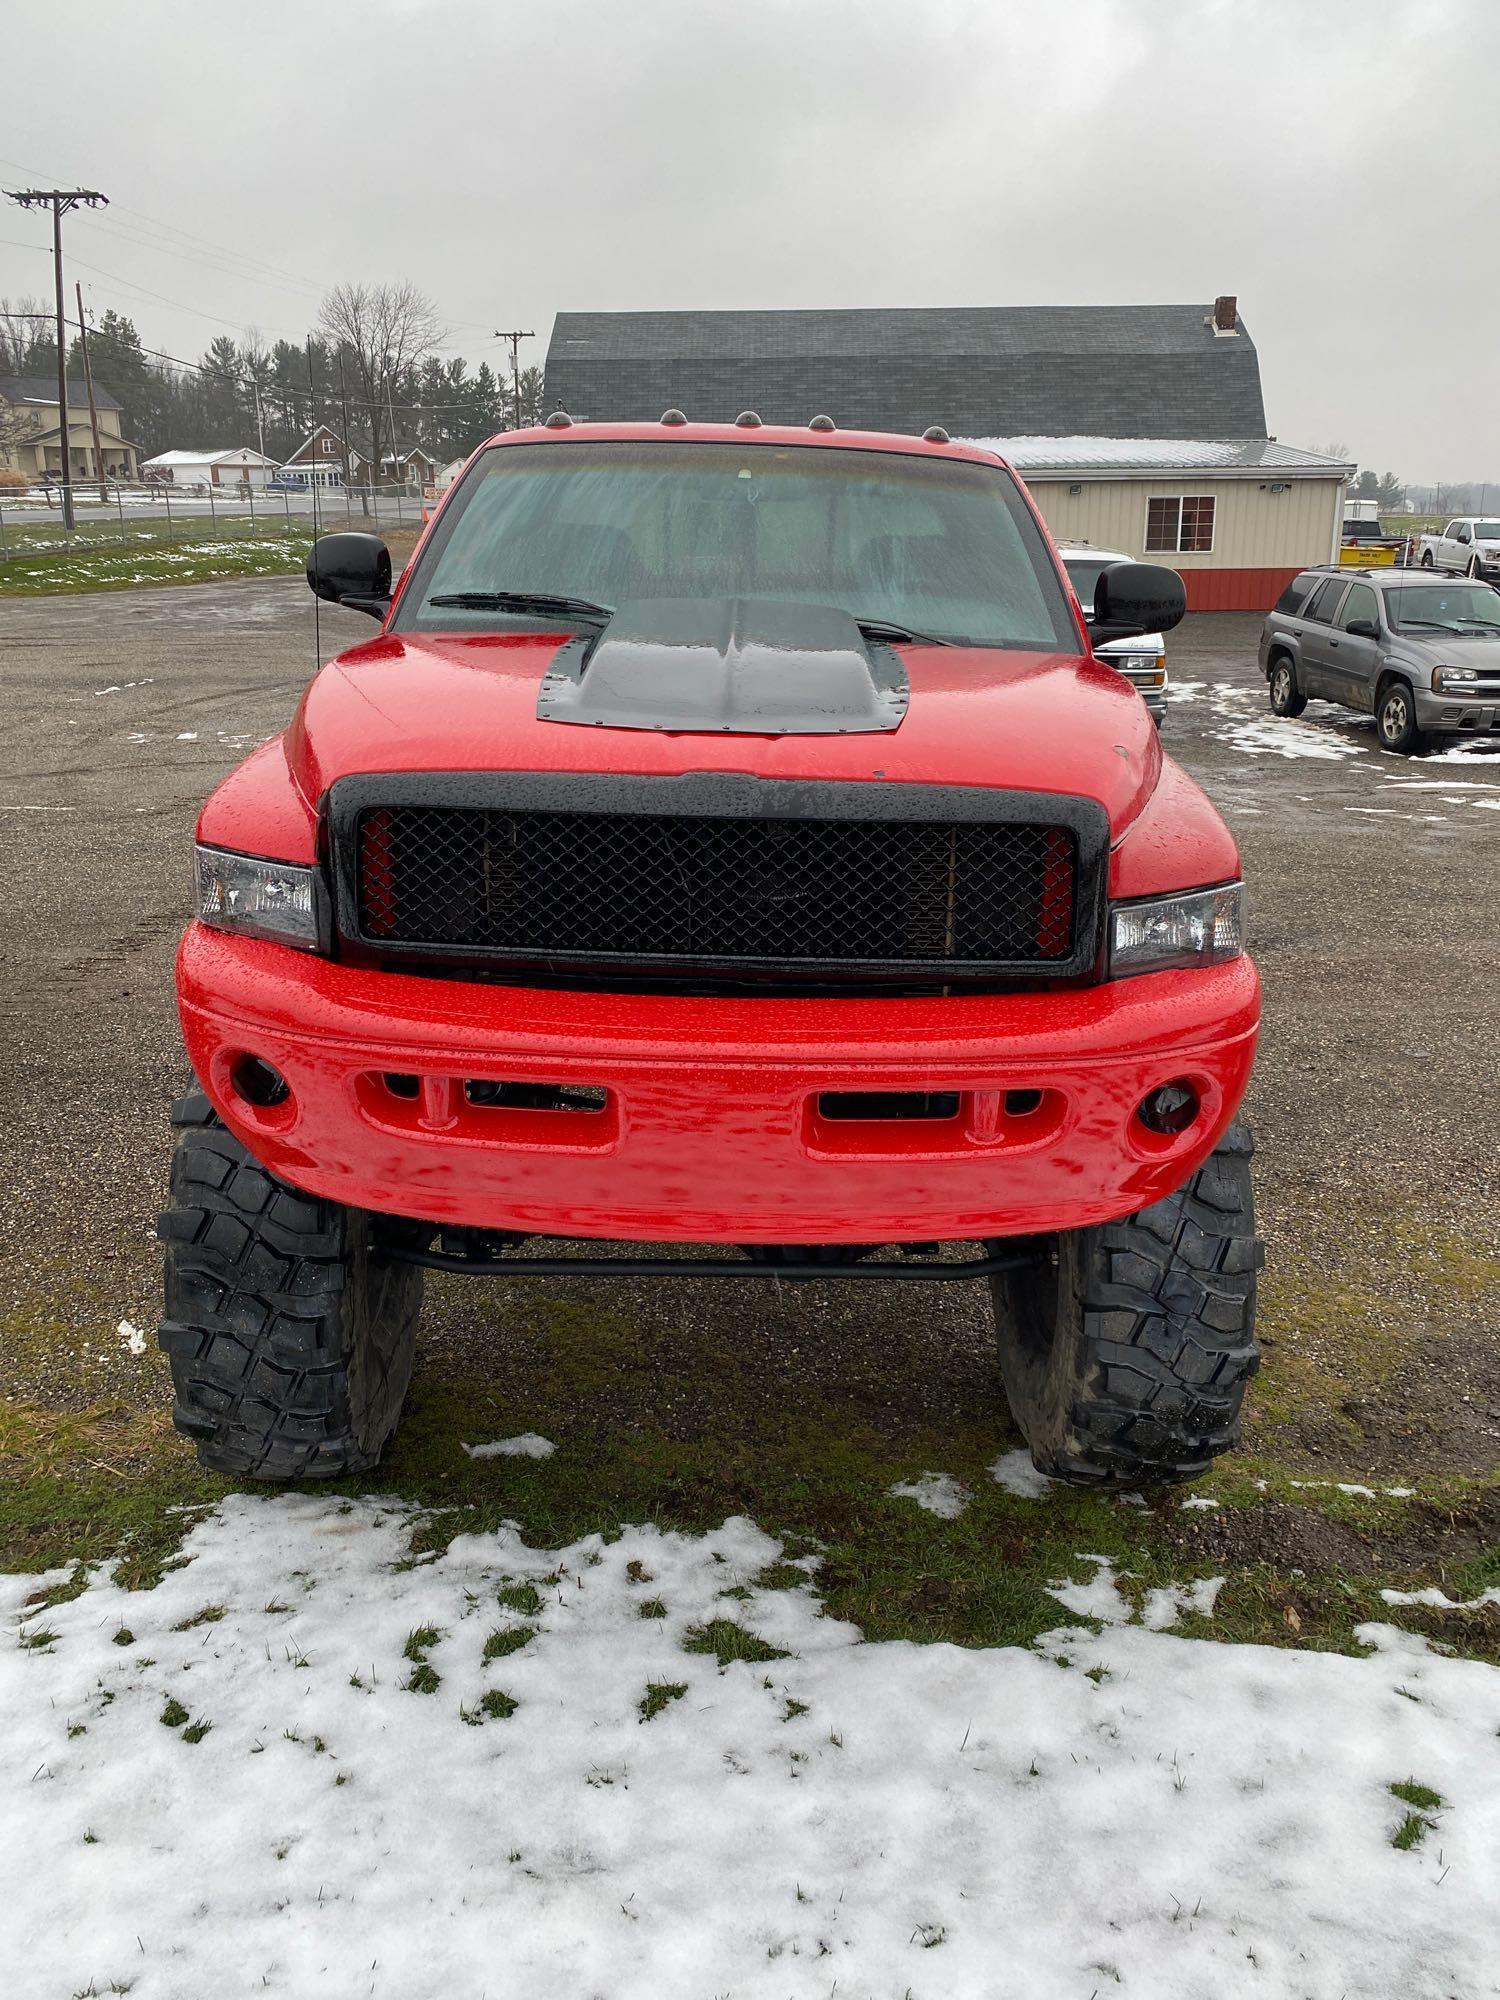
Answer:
[[536, 597, 909, 735]]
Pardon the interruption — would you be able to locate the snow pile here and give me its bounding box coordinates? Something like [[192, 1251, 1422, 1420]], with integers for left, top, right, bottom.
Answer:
[[4, 1496, 1498, 1999], [989, 1448, 1056, 1497], [888, 1471, 970, 1518], [460, 1432, 556, 1461]]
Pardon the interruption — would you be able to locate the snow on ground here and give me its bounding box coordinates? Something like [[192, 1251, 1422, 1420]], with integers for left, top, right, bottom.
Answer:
[[460, 1432, 557, 1461], [888, 1471, 971, 1518], [4, 1496, 1499, 2000], [988, 1448, 1056, 1498]]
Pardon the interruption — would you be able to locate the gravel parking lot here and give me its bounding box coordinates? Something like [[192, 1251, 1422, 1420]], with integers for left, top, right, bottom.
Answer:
[[1, 579, 1497, 1484]]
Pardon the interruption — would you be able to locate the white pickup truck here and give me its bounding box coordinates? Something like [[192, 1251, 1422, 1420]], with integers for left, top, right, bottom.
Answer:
[[1416, 518, 1500, 581]]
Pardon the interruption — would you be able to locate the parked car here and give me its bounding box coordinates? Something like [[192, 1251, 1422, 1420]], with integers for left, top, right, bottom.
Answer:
[[1416, 518, 1500, 580], [1259, 565, 1500, 753], [1056, 543, 1169, 721], [161, 419, 1262, 1492]]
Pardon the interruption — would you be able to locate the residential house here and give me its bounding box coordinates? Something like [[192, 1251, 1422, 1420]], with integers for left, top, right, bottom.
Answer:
[[542, 299, 1351, 609], [0, 375, 140, 481], [278, 426, 437, 492]]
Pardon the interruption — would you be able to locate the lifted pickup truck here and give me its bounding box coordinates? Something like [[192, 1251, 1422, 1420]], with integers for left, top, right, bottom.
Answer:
[[160, 418, 1261, 1489], [1417, 518, 1500, 580]]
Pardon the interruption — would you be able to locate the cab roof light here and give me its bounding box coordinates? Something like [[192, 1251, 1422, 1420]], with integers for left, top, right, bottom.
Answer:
[[660, 408, 688, 426], [922, 425, 951, 443], [808, 414, 836, 432], [543, 409, 573, 428], [734, 410, 763, 428]]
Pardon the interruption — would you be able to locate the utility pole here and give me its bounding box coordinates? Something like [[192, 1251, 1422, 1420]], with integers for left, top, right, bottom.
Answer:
[[3, 187, 108, 531], [493, 328, 535, 430], [75, 284, 107, 502]]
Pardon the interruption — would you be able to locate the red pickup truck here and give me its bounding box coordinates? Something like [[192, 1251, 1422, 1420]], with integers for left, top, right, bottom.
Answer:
[[161, 416, 1261, 1489]]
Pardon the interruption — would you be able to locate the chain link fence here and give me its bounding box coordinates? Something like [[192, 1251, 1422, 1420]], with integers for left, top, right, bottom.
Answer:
[[0, 480, 423, 568]]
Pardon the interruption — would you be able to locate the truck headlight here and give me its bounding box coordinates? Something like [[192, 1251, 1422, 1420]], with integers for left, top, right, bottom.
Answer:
[[1432, 666, 1477, 691], [195, 845, 320, 951], [1109, 883, 1246, 977]]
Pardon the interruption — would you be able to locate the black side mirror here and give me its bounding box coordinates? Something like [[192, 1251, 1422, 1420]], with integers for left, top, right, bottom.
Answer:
[[1345, 618, 1380, 639], [307, 532, 392, 619], [1090, 562, 1187, 642]]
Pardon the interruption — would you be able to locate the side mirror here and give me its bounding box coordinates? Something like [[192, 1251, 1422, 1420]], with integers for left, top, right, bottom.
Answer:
[[1345, 618, 1380, 639], [307, 532, 392, 619], [1090, 561, 1187, 642]]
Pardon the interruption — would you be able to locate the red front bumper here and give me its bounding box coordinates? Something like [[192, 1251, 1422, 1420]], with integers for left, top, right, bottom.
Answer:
[[177, 925, 1260, 1243]]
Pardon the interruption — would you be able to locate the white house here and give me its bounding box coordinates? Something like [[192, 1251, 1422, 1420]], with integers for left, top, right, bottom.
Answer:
[[142, 447, 281, 491]]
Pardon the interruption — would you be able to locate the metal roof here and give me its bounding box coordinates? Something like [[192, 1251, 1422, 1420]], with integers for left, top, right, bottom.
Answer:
[[544, 304, 1269, 440], [972, 435, 1355, 478]]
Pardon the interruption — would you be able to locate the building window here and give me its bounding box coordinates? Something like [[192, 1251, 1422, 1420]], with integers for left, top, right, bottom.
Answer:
[[1145, 495, 1216, 554], [320, 434, 337, 455]]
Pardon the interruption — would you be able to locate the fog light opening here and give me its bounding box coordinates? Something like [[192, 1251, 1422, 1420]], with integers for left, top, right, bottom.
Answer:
[[1004, 1089, 1044, 1118], [1137, 1079, 1199, 1136], [231, 1055, 291, 1109], [383, 1073, 421, 1100]]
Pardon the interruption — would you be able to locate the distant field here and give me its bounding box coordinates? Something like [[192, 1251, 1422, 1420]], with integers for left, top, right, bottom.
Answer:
[[0, 529, 314, 596]]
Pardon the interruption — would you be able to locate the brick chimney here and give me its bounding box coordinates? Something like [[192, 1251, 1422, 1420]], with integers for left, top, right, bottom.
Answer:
[[1211, 295, 1238, 334]]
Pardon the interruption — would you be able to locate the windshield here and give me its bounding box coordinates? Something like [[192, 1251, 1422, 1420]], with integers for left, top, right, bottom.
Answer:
[[1062, 558, 1113, 615], [1384, 583, 1500, 633], [1472, 522, 1500, 539], [395, 440, 1078, 650]]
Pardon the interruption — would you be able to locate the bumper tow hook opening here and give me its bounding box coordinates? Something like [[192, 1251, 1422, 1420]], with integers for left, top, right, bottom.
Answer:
[[1137, 1079, 1200, 1136], [230, 1055, 291, 1110]]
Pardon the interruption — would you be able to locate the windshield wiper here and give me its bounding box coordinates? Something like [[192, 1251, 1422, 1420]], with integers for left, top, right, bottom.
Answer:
[[427, 589, 615, 623], [853, 616, 958, 647]]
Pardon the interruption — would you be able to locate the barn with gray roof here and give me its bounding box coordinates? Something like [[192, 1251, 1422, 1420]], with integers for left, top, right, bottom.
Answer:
[[542, 301, 1352, 610]]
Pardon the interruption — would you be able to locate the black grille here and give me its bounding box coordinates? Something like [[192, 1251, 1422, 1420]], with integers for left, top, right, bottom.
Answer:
[[354, 805, 1078, 973]]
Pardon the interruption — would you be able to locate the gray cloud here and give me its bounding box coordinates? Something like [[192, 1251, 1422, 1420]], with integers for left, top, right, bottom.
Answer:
[[4, 0, 1496, 478]]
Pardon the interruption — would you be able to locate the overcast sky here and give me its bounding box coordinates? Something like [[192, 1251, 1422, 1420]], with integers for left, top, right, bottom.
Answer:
[[3, 0, 1496, 481]]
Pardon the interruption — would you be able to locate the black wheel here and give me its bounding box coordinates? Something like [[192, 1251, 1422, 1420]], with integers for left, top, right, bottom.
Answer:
[[1420, 549, 1434, 568], [991, 1121, 1262, 1486], [1376, 678, 1427, 756], [1267, 654, 1307, 717], [157, 1094, 425, 1480]]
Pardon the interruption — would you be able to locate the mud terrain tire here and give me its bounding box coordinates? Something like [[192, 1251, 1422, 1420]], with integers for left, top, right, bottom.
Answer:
[[991, 1121, 1261, 1486], [157, 1094, 424, 1480]]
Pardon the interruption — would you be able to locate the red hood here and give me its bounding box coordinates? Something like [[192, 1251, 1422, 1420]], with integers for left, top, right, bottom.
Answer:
[[284, 630, 1161, 838]]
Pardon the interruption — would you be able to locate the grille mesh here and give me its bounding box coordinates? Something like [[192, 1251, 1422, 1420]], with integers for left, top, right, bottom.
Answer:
[[355, 806, 1077, 970]]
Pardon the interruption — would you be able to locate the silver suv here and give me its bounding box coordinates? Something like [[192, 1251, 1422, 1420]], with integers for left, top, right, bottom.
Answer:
[[1259, 566, 1500, 754]]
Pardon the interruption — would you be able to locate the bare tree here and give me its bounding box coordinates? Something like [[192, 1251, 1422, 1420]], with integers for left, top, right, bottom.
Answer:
[[318, 282, 444, 484], [0, 295, 50, 375], [0, 395, 42, 475]]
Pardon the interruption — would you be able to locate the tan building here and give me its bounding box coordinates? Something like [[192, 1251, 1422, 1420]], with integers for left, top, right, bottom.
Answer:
[[0, 375, 140, 482], [976, 437, 1354, 612]]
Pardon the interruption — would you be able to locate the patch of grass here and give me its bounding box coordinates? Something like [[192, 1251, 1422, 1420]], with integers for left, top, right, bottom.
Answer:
[[1391, 1812, 1434, 1852], [752, 1562, 810, 1592], [159, 1698, 189, 1729], [482, 1626, 535, 1663], [638, 1597, 667, 1620], [496, 1582, 543, 1617], [402, 1626, 442, 1663], [23, 1563, 89, 1611], [172, 1605, 226, 1631], [112, 1628, 134, 1648], [403, 1664, 441, 1696], [783, 1697, 810, 1721], [18, 1625, 59, 1652], [0, 525, 314, 598], [682, 1619, 790, 1667], [1390, 1778, 1443, 1812], [465, 1689, 517, 1723], [639, 1681, 688, 1722], [181, 1718, 212, 1744], [625, 1559, 653, 1585]]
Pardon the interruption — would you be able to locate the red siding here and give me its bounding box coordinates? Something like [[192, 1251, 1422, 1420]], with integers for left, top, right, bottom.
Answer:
[[1180, 568, 1299, 613]]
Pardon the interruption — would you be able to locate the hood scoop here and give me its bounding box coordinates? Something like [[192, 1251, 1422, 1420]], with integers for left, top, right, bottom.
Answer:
[[536, 596, 909, 735]]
